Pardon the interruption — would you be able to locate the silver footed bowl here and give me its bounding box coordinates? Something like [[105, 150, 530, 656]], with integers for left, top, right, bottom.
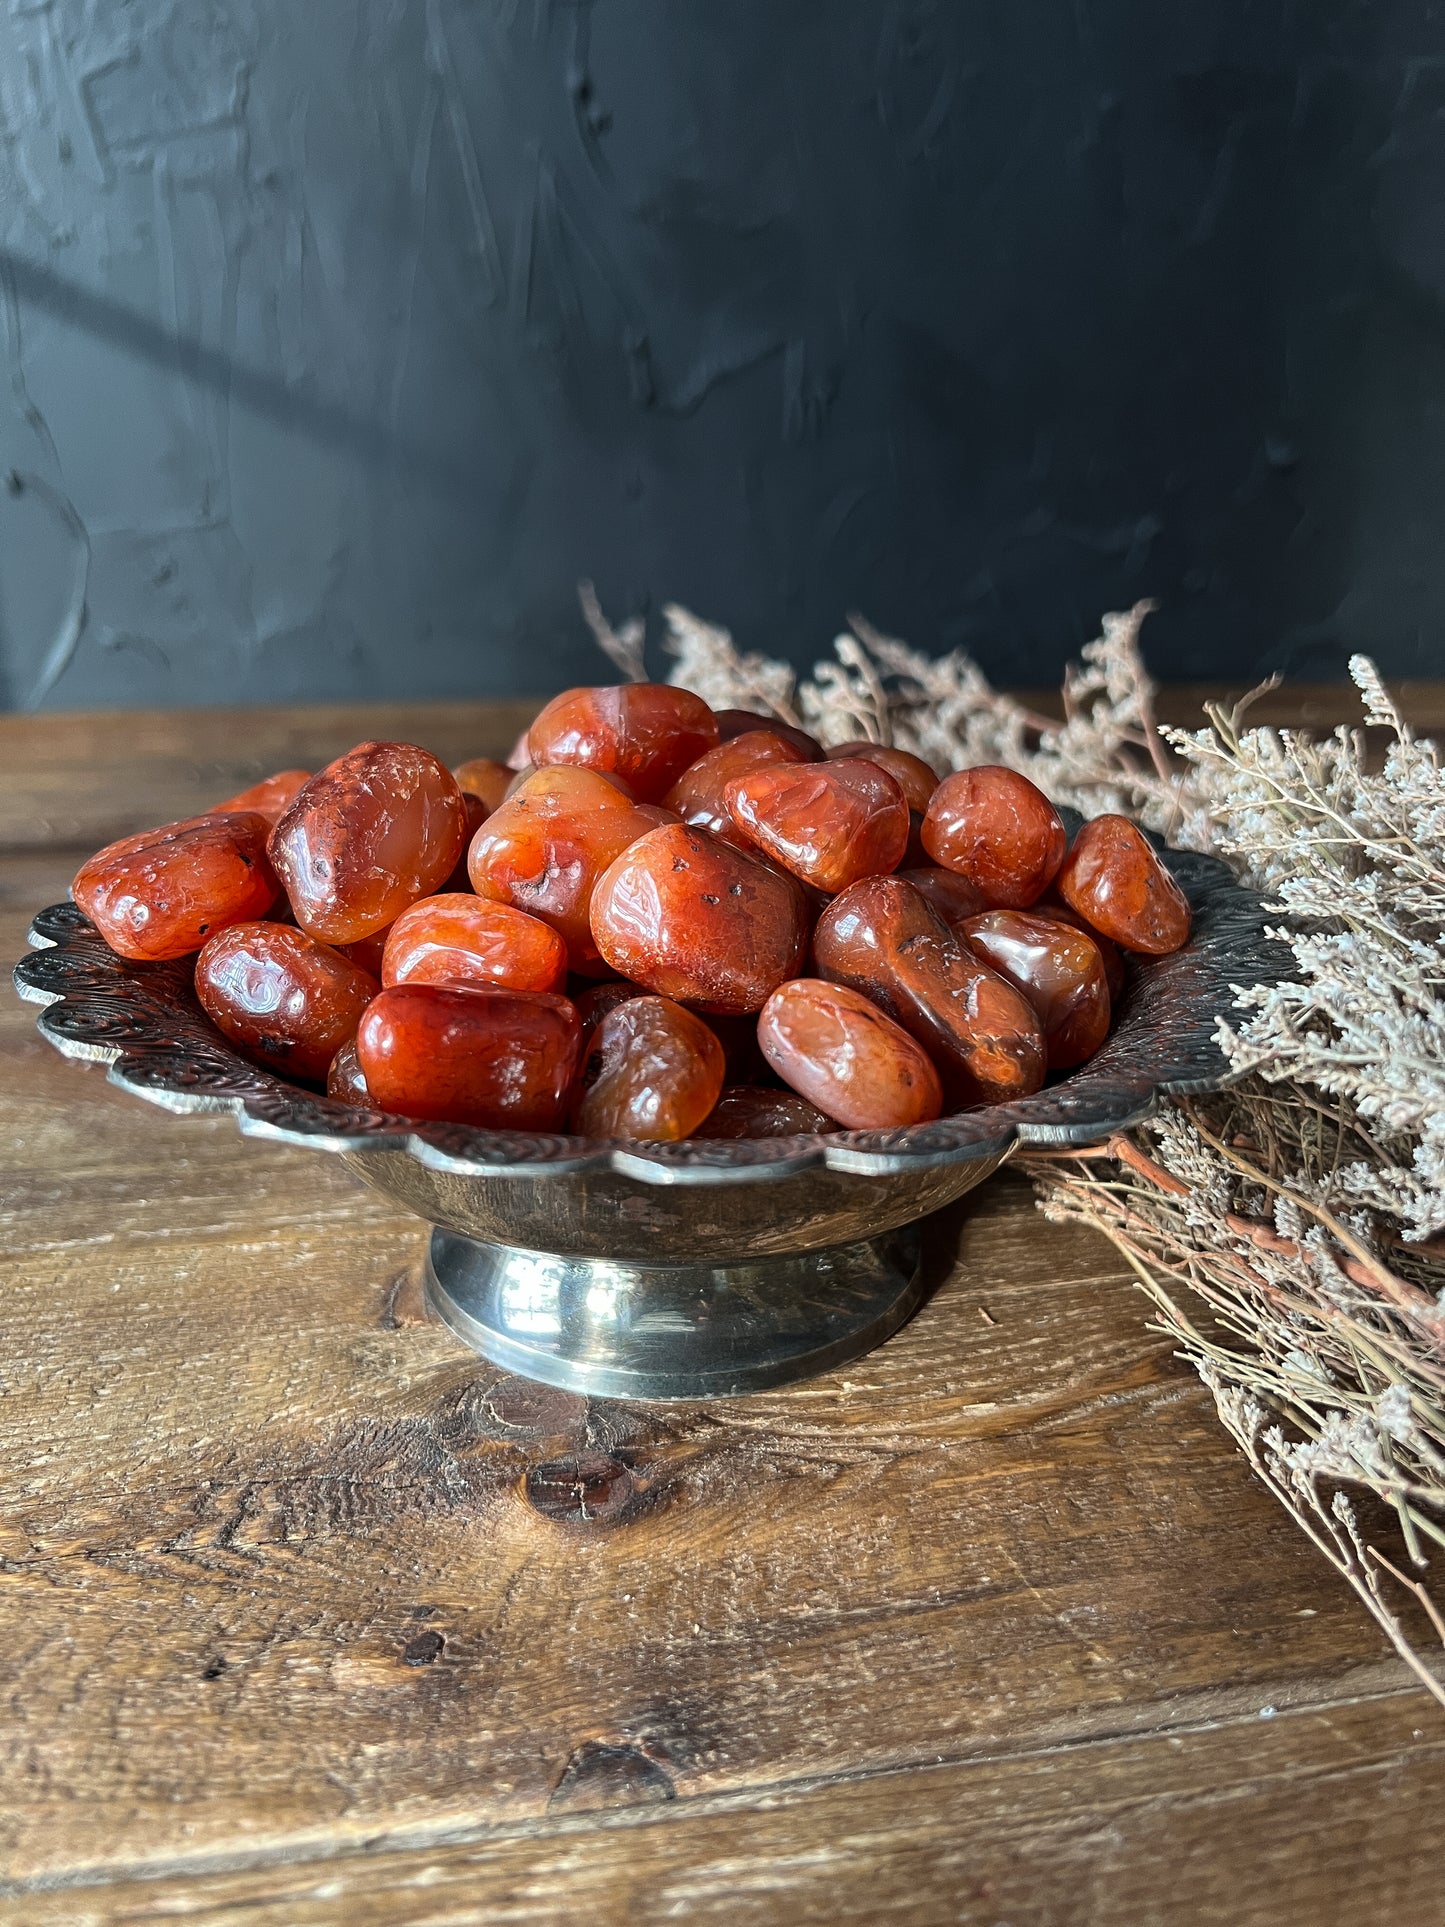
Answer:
[[14, 848, 1277, 1400]]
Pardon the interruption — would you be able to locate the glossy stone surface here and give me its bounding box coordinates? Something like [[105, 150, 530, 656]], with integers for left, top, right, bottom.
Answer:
[[713, 710, 824, 761], [443, 792, 491, 890], [589, 823, 808, 1014], [269, 741, 468, 944], [336, 927, 391, 977], [527, 683, 719, 802], [356, 983, 580, 1129], [452, 757, 513, 813], [921, 766, 1067, 909], [211, 770, 312, 824], [813, 876, 1047, 1104], [326, 1037, 371, 1105], [467, 766, 656, 977], [195, 922, 379, 1080], [961, 910, 1112, 1069], [665, 729, 809, 842], [382, 893, 568, 993], [1034, 895, 1128, 999], [692, 1086, 833, 1139], [1056, 815, 1193, 955], [725, 759, 910, 894], [574, 980, 648, 1046], [73, 811, 279, 961], [757, 978, 943, 1129], [827, 742, 940, 813], [571, 995, 726, 1141], [895, 865, 990, 927]]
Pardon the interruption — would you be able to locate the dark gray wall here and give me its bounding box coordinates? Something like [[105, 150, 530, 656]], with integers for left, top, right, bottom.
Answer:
[[0, 2, 1441, 709]]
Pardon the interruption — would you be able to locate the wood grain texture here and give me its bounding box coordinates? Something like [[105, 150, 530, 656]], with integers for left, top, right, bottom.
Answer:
[[2, 699, 1442, 1923]]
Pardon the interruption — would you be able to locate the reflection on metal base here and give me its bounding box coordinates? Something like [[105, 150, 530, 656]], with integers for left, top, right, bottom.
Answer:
[[424, 1224, 927, 1400]]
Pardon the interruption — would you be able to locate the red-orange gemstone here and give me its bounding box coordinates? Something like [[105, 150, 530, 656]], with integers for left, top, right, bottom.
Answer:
[[921, 766, 1067, 909], [356, 983, 580, 1129], [1055, 815, 1193, 955], [269, 742, 468, 944], [337, 927, 391, 976], [382, 894, 567, 993], [467, 766, 657, 976], [327, 1038, 371, 1105], [452, 758, 513, 813], [442, 793, 490, 890], [665, 730, 809, 842], [1034, 895, 1127, 999], [895, 865, 990, 927], [758, 979, 943, 1129], [827, 742, 940, 814], [714, 710, 824, 760], [212, 770, 312, 824], [575, 980, 648, 1046], [528, 683, 719, 802], [73, 811, 278, 961], [571, 996, 726, 1140], [813, 876, 1046, 1104], [693, 1086, 833, 1138], [725, 759, 909, 894], [961, 910, 1111, 1069], [195, 922, 379, 1080], [589, 823, 808, 1014]]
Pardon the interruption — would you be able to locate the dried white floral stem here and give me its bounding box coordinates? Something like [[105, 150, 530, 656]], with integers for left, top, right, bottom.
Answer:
[[581, 586, 1445, 1698]]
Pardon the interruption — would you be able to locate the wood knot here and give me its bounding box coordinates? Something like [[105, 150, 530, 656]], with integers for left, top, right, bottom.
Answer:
[[400, 1629, 445, 1667], [524, 1453, 633, 1524], [547, 1740, 675, 1813]]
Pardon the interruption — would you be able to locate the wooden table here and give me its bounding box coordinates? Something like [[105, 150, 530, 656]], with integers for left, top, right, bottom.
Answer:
[[2, 695, 1442, 1926]]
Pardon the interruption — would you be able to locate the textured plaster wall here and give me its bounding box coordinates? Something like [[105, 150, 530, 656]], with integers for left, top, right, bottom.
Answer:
[[0, 1, 1440, 709]]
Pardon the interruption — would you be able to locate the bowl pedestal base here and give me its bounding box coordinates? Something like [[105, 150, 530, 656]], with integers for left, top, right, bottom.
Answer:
[[423, 1224, 926, 1401]]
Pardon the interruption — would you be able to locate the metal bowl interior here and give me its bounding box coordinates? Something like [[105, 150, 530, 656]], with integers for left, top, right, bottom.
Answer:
[[13, 848, 1279, 1264]]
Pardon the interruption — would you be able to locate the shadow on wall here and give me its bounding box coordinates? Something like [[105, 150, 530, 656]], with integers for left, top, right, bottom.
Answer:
[[0, 0, 1438, 710]]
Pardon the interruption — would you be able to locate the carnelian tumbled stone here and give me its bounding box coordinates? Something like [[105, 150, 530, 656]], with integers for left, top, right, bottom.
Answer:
[[467, 766, 657, 976], [1034, 896, 1127, 999], [382, 894, 568, 993], [452, 758, 513, 813], [590, 823, 808, 1014], [527, 683, 719, 802], [575, 980, 647, 1046], [724, 759, 909, 894], [758, 979, 943, 1129], [327, 1038, 371, 1105], [894, 865, 990, 927], [74, 811, 279, 961], [356, 983, 580, 1129], [813, 876, 1046, 1104], [693, 1086, 833, 1138], [1055, 815, 1192, 955], [195, 922, 379, 1080], [665, 730, 809, 842], [212, 770, 312, 824], [269, 742, 468, 945], [962, 910, 1111, 1069], [714, 710, 825, 761], [571, 996, 725, 1140], [827, 742, 940, 813], [921, 766, 1067, 909]]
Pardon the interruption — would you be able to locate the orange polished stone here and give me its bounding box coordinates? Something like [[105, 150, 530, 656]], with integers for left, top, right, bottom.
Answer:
[[725, 759, 910, 894], [571, 996, 726, 1141], [467, 766, 657, 976], [337, 927, 391, 976], [813, 876, 1046, 1104], [452, 757, 513, 813], [442, 793, 490, 890], [692, 1086, 833, 1138], [827, 742, 940, 813], [212, 769, 312, 824], [269, 742, 468, 945], [1034, 895, 1127, 999], [528, 683, 719, 802], [1055, 815, 1192, 955], [195, 922, 379, 1081], [327, 1037, 371, 1105], [894, 865, 990, 927], [921, 766, 1067, 909], [575, 980, 648, 1046], [757, 979, 943, 1129], [356, 983, 580, 1129], [665, 730, 809, 842], [961, 910, 1111, 1069], [382, 894, 567, 993], [714, 710, 824, 761], [74, 811, 279, 961], [589, 823, 808, 1014]]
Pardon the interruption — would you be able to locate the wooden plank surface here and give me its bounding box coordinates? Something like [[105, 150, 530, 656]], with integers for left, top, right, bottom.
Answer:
[[1, 695, 1442, 1923]]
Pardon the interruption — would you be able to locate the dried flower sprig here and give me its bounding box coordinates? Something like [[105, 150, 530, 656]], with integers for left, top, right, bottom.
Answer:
[[580, 584, 1445, 1697]]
